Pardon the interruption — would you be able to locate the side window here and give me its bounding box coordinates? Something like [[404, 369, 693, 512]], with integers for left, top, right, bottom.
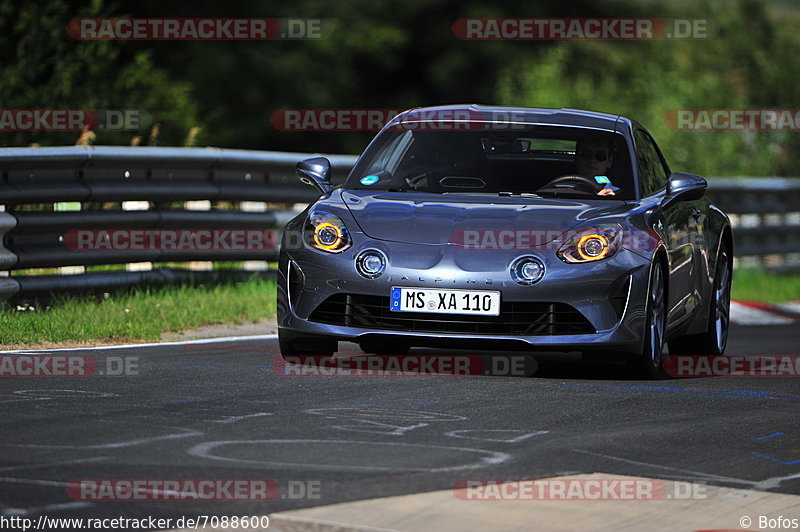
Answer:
[[634, 130, 668, 196], [648, 133, 671, 184]]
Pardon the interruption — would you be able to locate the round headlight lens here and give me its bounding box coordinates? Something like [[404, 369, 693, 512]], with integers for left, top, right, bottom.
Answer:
[[315, 223, 342, 247], [363, 255, 383, 273], [577, 234, 609, 260], [356, 250, 387, 279], [305, 211, 351, 253], [511, 256, 545, 285], [556, 225, 622, 263]]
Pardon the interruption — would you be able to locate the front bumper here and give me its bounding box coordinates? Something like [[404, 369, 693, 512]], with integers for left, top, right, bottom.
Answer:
[[277, 240, 651, 354]]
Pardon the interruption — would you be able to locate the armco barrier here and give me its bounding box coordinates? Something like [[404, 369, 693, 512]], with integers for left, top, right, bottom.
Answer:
[[703, 178, 800, 270], [0, 146, 357, 301]]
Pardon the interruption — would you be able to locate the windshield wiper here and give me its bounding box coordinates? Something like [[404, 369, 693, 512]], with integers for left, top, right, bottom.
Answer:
[[535, 189, 596, 198], [498, 191, 541, 198]]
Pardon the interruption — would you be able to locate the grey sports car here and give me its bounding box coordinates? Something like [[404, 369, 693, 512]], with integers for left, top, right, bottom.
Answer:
[[276, 105, 733, 378]]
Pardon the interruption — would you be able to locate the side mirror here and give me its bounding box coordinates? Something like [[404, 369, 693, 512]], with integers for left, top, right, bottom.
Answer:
[[667, 172, 707, 202], [296, 157, 333, 194]]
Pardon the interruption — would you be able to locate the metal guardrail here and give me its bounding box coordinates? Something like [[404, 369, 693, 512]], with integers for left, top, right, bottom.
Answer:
[[704, 178, 800, 271], [0, 146, 798, 302], [0, 145, 357, 204], [0, 146, 358, 302]]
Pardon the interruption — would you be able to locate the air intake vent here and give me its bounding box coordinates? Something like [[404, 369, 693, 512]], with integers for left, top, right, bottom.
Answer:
[[309, 294, 595, 335]]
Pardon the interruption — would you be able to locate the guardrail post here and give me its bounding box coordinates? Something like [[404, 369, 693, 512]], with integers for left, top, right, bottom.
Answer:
[[185, 200, 214, 271], [54, 201, 85, 276], [241, 200, 269, 272], [0, 209, 18, 271], [122, 200, 153, 272], [0, 209, 20, 301]]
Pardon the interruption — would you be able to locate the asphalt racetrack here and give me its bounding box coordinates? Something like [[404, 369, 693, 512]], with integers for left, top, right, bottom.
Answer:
[[0, 323, 798, 530]]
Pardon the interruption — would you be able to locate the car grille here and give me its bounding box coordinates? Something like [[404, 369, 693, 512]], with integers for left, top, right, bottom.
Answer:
[[308, 294, 595, 335]]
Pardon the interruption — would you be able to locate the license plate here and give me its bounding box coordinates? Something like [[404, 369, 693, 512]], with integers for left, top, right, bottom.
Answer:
[[390, 287, 501, 316]]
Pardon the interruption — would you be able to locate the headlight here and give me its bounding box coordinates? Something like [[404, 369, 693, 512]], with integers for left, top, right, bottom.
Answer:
[[305, 210, 352, 253], [557, 225, 622, 263], [510, 256, 545, 285], [355, 249, 387, 279]]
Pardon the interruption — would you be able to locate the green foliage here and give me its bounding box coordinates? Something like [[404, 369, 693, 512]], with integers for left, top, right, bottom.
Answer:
[[496, 0, 800, 176], [0, 0, 200, 147], [1, 0, 798, 176]]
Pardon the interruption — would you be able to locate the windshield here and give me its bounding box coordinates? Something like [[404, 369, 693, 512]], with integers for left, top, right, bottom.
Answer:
[[345, 126, 634, 200]]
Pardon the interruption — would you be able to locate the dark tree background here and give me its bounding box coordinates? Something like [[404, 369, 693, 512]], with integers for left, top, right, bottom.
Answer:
[[1, 0, 799, 176]]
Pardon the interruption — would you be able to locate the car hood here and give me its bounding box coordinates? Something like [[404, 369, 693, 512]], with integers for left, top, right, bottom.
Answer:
[[341, 190, 629, 245]]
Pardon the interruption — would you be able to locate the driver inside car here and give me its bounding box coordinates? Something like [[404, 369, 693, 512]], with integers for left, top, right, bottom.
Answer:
[[575, 138, 618, 196]]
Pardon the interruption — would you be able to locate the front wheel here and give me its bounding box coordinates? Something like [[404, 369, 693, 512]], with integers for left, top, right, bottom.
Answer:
[[629, 261, 667, 379], [668, 244, 731, 357]]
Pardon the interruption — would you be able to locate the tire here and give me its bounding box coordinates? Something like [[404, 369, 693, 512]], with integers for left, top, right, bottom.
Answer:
[[668, 244, 732, 357], [278, 331, 337, 358], [359, 342, 411, 356], [629, 261, 667, 379]]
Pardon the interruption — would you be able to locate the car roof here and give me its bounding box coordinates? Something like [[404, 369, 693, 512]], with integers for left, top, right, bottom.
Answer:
[[388, 104, 630, 133]]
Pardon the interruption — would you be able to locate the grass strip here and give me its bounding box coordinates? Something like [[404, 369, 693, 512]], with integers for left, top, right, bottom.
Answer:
[[0, 276, 276, 345], [731, 268, 800, 303]]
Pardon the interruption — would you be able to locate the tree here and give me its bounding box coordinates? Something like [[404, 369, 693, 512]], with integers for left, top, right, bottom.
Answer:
[[0, 0, 200, 147]]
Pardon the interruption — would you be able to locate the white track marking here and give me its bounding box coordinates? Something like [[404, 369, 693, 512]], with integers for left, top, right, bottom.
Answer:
[[0, 334, 278, 354], [0, 456, 109, 472], [444, 429, 549, 443], [303, 408, 466, 422], [188, 439, 510, 473], [755, 471, 800, 490], [2, 502, 94, 516], [0, 477, 72, 487], [205, 413, 273, 424], [573, 449, 800, 490], [329, 420, 429, 436], [0, 426, 203, 449]]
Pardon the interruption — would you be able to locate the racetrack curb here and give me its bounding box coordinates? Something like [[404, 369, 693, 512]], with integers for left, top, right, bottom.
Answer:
[[731, 300, 800, 325]]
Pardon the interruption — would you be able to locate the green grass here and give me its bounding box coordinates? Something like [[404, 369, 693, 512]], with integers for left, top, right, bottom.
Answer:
[[0, 277, 277, 345], [732, 268, 800, 303]]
